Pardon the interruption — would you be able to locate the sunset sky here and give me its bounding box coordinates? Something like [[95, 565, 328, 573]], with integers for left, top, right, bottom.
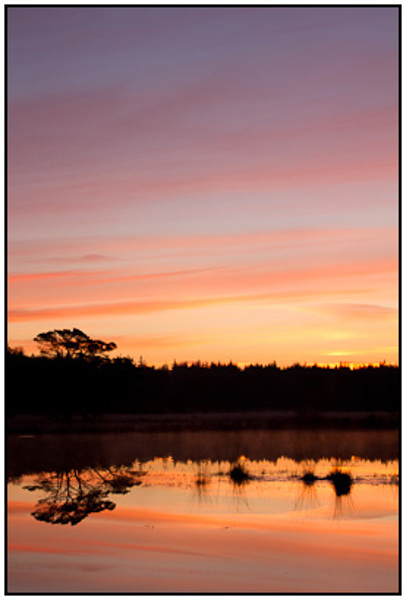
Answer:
[[7, 6, 399, 366]]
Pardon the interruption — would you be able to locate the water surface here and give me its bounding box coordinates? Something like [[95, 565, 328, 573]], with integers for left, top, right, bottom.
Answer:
[[7, 428, 399, 593]]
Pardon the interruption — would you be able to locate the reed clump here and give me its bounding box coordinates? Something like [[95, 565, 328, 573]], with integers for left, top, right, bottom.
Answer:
[[195, 474, 208, 487], [229, 462, 251, 486], [301, 471, 319, 486], [326, 469, 353, 496]]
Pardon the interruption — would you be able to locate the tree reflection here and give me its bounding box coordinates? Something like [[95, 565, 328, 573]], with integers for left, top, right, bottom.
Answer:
[[24, 465, 142, 525]]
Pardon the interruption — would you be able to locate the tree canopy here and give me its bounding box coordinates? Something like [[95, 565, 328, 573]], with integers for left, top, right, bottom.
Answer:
[[33, 328, 116, 359]]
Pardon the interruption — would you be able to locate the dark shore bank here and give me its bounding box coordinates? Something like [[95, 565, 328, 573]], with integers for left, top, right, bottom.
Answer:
[[6, 409, 399, 436]]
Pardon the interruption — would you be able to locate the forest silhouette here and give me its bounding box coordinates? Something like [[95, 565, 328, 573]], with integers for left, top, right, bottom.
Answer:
[[6, 329, 399, 424]]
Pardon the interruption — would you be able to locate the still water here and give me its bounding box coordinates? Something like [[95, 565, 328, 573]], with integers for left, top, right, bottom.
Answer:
[[7, 428, 399, 593]]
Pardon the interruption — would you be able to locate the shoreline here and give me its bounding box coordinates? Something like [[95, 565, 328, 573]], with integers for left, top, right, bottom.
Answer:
[[6, 409, 399, 435]]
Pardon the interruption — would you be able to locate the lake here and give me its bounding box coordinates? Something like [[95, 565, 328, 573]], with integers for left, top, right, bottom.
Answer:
[[7, 428, 399, 593]]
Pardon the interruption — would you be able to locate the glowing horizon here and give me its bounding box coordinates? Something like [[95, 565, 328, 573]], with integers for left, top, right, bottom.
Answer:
[[7, 7, 399, 367]]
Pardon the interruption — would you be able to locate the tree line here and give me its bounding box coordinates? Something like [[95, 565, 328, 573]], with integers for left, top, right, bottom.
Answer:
[[6, 329, 400, 419]]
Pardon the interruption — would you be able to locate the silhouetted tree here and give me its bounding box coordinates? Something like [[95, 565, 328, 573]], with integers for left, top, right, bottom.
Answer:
[[7, 345, 25, 356], [33, 328, 116, 359]]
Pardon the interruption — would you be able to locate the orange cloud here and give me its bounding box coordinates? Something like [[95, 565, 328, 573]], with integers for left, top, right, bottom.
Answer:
[[6, 286, 379, 323], [8, 270, 107, 283], [8, 251, 398, 321], [8, 267, 211, 285], [7, 297, 220, 322], [318, 303, 398, 321]]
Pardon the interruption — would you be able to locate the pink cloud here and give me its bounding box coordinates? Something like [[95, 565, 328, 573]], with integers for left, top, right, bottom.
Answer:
[[8, 232, 397, 317], [8, 74, 397, 223], [8, 225, 397, 265]]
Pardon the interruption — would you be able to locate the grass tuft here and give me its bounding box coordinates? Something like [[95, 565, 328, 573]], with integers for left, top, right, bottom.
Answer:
[[301, 471, 319, 486], [229, 463, 250, 486], [195, 474, 208, 487], [326, 469, 353, 496]]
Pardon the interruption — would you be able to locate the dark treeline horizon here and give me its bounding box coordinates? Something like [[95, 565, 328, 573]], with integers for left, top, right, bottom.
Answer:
[[6, 344, 398, 371], [6, 346, 400, 420]]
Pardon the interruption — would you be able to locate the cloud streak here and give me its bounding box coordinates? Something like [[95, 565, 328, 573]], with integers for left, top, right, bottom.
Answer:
[[7, 7, 399, 365], [8, 280, 398, 323], [319, 303, 398, 321]]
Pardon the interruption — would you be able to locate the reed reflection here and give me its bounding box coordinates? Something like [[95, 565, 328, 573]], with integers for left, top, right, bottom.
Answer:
[[296, 467, 354, 518], [227, 459, 253, 511], [195, 461, 211, 494], [17, 455, 398, 526], [23, 465, 143, 525], [295, 461, 320, 513], [327, 469, 354, 518], [189, 461, 213, 510]]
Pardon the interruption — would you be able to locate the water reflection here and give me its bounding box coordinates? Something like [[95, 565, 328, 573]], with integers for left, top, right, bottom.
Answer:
[[298, 468, 353, 495], [327, 469, 353, 497], [16, 454, 399, 525], [7, 428, 399, 480], [8, 431, 399, 594], [296, 463, 320, 513], [23, 466, 142, 525], [10, 429, 399, 527], [229, 460, 251, 486], [296, 468, 354, 518], [296, 478, 320, 513], [194, 461, 211, 496]]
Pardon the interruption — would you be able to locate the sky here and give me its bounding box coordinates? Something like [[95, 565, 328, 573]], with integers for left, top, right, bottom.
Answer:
[[7, 6, 399, 366]]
